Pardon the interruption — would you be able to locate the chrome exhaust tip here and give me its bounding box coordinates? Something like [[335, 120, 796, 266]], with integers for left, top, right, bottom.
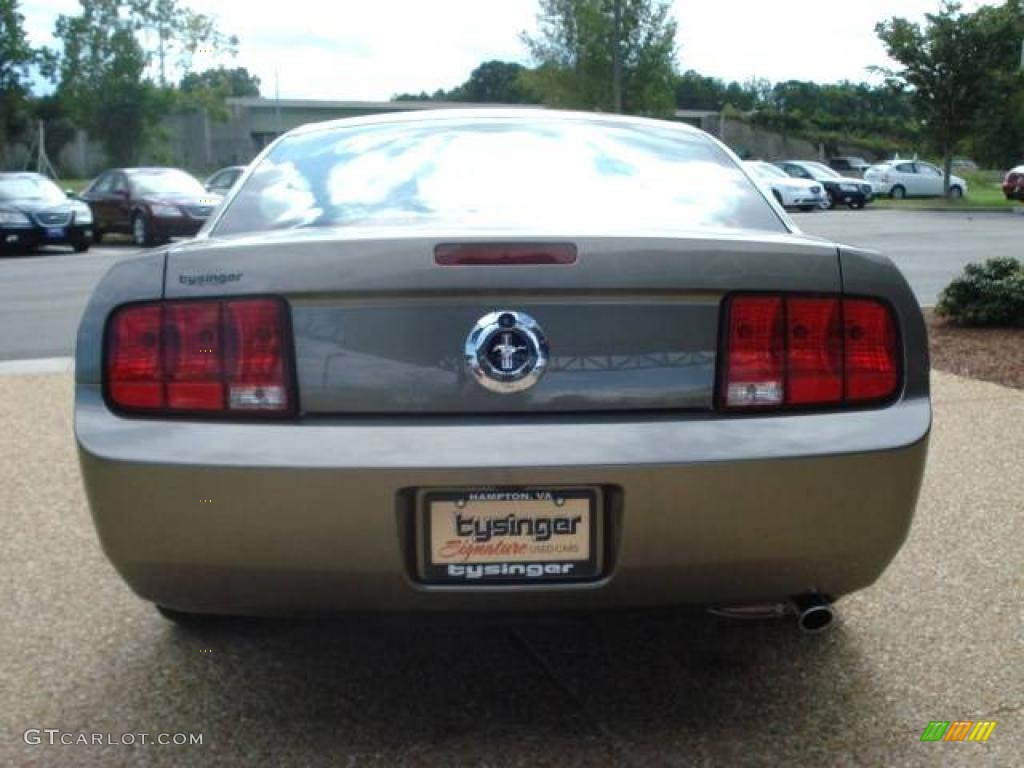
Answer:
[[790, 593, 835, 634]]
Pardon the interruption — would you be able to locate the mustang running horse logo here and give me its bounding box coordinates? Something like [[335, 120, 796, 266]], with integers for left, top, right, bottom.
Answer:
[[491, 332, 528, 372]]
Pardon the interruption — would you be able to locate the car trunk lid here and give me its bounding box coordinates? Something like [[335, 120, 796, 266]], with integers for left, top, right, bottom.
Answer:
[[164, 228, 840, 414]]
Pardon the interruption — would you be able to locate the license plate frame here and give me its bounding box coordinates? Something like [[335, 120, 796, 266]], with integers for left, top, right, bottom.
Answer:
[[417, 487, 602, 585]]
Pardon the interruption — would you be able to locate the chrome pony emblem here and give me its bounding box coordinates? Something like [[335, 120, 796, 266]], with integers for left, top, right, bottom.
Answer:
[[465, 311, 548, 393]]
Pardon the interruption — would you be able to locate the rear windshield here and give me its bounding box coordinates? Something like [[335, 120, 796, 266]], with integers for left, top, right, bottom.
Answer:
[[804, 162, 841, 178], [213, 117, 786, 236], [748, 162, 787, 180]]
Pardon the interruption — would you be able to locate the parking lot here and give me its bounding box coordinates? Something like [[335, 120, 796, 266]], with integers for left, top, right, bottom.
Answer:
[[0, 208, 1020, 362]]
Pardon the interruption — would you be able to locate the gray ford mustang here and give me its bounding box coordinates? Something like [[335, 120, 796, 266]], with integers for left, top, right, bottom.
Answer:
[[75, 109, 929, 632]]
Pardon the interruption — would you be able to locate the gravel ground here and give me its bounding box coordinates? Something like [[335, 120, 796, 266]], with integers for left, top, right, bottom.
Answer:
[[1, 372, 1021, 767]]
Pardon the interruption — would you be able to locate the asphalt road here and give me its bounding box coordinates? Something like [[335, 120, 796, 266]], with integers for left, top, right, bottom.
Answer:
[[798, 209, 1022, 306], [1, 370, 1021, 766], [0, 209, 1019, 361]]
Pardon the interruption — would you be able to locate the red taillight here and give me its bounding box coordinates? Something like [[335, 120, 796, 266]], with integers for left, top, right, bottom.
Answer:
[[843, 298, 899, 402], [106, 297, 293, 416], [786, 297, 842, 405], [107, 305, 163, 409], [722, 294, 900, 411], [164, 302, 223, 411], [724, 296, 784, 408], [435, 243, 577, 265], [223, 299, 289, 411]]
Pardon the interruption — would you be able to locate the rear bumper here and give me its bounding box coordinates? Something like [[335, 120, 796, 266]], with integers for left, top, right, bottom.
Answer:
[[1, 224, 92, 249], [834, 190, 873, 206], [783, 192, 824, 208], [76, 390, 931, 615]]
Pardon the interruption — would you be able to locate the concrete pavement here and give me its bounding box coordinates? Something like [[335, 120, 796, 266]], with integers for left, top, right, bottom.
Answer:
[[1, 370, 1021, 766]]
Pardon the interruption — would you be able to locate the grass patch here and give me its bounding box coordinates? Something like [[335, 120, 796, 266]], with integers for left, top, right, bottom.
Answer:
[[873, 195, 1017, 210]]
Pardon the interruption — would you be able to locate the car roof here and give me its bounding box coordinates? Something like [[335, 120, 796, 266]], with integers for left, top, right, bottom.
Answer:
[[123, 167, 191, 174], [285, 107, 707, 140]]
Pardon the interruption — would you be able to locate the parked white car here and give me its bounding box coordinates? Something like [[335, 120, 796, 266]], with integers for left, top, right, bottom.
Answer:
[[744, 161, 825, 211], [865, 161, 968, 199]]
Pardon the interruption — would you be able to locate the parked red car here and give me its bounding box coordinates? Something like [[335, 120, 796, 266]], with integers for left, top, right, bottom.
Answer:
[[1003, 165, 1024, 201], [79, 167, 221, 246]]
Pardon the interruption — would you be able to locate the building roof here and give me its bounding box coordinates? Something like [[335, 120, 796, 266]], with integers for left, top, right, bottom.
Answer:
[[226, 97, 543, 111]]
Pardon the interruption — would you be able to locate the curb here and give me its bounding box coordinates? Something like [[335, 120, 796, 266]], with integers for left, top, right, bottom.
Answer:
[[0, 357, 75, 377], [870, 205, 1024, 214]]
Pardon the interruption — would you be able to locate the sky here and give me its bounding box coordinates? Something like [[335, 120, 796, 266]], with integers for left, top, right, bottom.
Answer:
[[24, 0, 994, 100]]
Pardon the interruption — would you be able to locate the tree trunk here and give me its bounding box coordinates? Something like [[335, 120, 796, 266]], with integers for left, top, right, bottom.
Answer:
[[942, 149, 953, 198]]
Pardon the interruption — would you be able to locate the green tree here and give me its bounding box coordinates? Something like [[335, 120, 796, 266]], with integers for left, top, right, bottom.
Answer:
[[0, 0, 36, 149], [522, 0, 678, 116], [393, 60, 536, 104], [134, 0, 238, 86], [179, 65, 260, 119], [876, 1, 1001, 194], [674, 70, 725, 110], [451, 60, 534, 103], [967, 0, 1024, 168], [48, 0, 236, 165], [32, 95, 78, 171]]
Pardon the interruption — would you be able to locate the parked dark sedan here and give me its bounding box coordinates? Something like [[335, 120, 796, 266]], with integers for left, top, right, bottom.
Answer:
[[828, 156, 870, 177], [1002, 165, 1024, 200], [0, 172, 93, 253], [774, 161, 874, 209], [79, 167, 220, 246]]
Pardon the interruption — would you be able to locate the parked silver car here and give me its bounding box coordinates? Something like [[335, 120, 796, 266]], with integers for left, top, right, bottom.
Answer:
[[865, 161, 968, 199]]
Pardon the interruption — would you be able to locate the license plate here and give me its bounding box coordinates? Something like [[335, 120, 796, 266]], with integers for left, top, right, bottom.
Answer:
[[420, 488, 600, 584], [46, 227, 66, 239]]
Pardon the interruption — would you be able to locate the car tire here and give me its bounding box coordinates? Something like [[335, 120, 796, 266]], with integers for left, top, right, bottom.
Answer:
[[848, 200, 865, 210], [949, 186, 963, 199], [890, 185, 906, 200], [822, 191, 835, 210], [132, 213, 153, 247], [72, 239, 91, 253]]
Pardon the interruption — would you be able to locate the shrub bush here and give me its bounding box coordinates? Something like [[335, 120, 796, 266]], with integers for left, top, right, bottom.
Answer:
[[935, 257, 1024, 327]]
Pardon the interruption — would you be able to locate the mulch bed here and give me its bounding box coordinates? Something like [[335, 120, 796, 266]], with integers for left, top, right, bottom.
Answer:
[[925, 309, 1024, 390]]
